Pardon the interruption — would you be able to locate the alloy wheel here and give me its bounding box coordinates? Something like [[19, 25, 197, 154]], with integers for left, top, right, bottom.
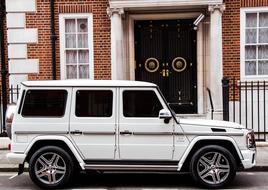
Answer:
[[197, 151, 230, 185], [34, 152, 67, 185]]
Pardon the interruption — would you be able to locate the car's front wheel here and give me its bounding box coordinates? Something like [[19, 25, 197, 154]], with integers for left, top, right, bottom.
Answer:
[[190, 145, 236, 188], [29, 146, 74, 189]]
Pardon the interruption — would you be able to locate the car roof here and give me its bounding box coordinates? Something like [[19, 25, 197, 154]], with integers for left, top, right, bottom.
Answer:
[[22, 80, 157, 87]]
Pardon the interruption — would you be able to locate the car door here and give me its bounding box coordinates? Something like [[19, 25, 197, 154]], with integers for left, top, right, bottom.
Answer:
[[69, 88, 116, 159], [119, 87, 174, 160]]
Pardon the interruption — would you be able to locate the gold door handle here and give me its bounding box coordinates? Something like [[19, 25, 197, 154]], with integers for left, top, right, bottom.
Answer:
[[166, 69, 170, 77], [160, 69, 166, 77]]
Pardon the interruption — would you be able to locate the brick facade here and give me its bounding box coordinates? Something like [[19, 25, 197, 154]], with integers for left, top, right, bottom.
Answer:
[[222, 0, 241, 80], [0, 18, 9, 98], [5, 0, 268, 83], [2, 0, 268, 112], [26, 0, 111, 81], [222, 0, 268, 80], [241, 0, 268, 7]]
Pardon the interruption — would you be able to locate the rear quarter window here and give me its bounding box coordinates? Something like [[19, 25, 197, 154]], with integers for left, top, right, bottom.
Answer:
[[21, 90, 67, 117]]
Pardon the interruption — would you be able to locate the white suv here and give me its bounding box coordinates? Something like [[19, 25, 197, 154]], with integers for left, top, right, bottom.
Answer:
[[7, 80, 256, 189]]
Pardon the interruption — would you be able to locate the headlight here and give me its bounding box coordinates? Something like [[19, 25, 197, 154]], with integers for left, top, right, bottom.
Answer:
[[247, 130, 256, 150]]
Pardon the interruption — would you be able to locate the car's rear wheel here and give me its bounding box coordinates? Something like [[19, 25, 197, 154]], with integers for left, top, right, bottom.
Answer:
[[190, 145, 236, 188], [29, 146, 74, 189]]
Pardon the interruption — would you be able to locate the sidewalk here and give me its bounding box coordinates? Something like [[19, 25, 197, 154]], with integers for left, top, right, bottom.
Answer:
[[1, 137, 268, 172]]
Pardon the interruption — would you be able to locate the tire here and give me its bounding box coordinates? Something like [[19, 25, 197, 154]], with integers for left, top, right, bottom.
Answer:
[[29, 146, 74, 189], [190, 145, 236, 188]]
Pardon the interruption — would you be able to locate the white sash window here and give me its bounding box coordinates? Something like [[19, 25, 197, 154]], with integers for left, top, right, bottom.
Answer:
[[241, 8, 268, 79], [59, 14, 94, 79]]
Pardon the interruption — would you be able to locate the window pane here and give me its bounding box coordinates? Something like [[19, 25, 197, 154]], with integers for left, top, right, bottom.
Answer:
[[259, 61, 268, 75], [65, 34, 76, 48], [79, 65, 89, 79], [77, 19, 88, 32], [246, 13, 257, 27], [258, 45, 268, 59], [245, 46, 256, 59], [66, 50, 77, 64], [76, 90, 113, 117], [65, 19, 76, 33], [123, 91, 163, 117], [22, 90, 67, 117], [260, 13, 268, 27], [245, 61, 257, 75], [78, 50, 89, 63], [246, 29, 257, 44], [66, 65, 77, 79], [78, 34, 88, 48], [259, 28, 268, 43]]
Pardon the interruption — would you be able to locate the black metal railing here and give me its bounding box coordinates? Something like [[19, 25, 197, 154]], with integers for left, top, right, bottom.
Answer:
[[0, 85, 20, 136], [222, 78, 267, 141], [207, 88, 214, 120], [9, 85, 20, 103]]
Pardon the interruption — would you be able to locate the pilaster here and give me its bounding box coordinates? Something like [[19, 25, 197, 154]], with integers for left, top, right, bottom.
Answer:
[[208, 4, 225, 119], [107, 7, 125, 80]]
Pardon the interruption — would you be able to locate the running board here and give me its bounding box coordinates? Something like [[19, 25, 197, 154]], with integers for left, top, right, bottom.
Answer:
[[84, 164, 178, 171]]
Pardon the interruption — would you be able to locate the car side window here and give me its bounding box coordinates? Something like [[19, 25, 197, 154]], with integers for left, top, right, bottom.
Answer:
[[75, 90, 113, 117], [123, 90, 163, 117], [22, 90, 67, 117]]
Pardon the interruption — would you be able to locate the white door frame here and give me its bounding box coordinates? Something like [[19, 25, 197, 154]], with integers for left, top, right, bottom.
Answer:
[[126, 12, 205, 114]]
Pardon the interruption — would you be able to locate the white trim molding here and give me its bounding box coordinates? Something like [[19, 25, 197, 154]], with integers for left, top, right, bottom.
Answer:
[[59, 13, 94, 80], [240, 7, 268, 81], [6, 13, 26, 28], [6, 0, 36, 13], [108, 8, 125, 80], [6, 0, 38, 87], [109, 0, 223, 9], [7, 28, 38, 44], [107, 7, 124, 18], [208, 3, 225, 119], [9, 59, 39, 74], [8, 44, 27, 59], [208, 4, 225, 13]]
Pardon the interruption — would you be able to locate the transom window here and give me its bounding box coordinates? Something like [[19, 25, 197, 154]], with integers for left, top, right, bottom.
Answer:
[[59, 14, 94, 79], [241, 9, 268, 78]]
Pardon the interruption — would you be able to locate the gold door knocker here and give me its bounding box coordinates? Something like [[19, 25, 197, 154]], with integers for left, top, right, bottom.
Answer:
[[172, 57, 187, 72], [144, 58, 159, 73]]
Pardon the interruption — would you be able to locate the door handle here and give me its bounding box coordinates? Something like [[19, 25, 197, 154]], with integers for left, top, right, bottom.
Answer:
[[120, 130, 133, 135], [70, 130, 83, 135], [160, 69, 166, 77]]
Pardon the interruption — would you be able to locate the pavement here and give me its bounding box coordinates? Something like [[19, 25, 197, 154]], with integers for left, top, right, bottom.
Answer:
[[1, 137, 268, 172]]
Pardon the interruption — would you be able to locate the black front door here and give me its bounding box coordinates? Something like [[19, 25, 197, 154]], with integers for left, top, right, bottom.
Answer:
[[135, 20, 197, 114]]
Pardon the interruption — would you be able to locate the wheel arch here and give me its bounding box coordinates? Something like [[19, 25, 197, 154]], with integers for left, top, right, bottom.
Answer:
[[25, 136, 85, 169], [178, 136, 243, 172]]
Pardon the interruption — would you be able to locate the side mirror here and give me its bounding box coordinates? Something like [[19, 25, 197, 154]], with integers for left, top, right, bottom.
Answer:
[[159, 109, 172, 124]]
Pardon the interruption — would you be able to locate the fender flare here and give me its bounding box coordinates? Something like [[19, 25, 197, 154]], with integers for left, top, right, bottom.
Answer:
[[25, 135, 86, 169], [177, 136, 243, 171]]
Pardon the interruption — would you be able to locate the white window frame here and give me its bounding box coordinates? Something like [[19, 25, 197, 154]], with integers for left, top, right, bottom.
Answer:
[[241, 7, 268, 81], [59, 13, 94, 80]]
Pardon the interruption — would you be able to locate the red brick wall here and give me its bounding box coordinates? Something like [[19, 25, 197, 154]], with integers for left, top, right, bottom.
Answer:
[[241, 0, 268, 7], [26, 0, 111, 80], [223, 0, 268, 80], [0, 16, 9, 100], [222, 0, 241, 80]]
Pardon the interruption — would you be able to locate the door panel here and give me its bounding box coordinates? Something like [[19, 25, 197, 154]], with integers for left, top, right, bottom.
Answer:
[[135, 21, 166, 97], [135, 20, 197, 114], [166, 20, 197, 113], [119, 88, 174, 160], [69, 88, 116, 159]]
